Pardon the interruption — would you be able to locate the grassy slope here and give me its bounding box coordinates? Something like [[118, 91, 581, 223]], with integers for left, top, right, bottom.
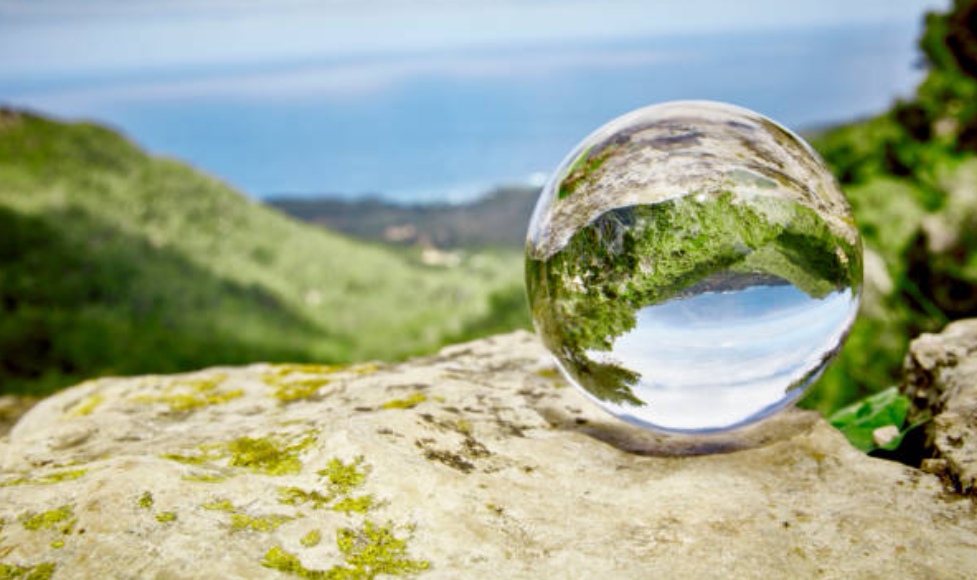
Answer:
[[784, 2, 977, 415], [0, 109, 523, 395], [270, 186, 539, 249], [800, 24, 977, 414]]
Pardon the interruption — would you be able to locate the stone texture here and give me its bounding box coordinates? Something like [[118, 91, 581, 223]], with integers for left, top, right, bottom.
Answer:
[[1, 331, 975, 579], [903, 318, 977, 494]]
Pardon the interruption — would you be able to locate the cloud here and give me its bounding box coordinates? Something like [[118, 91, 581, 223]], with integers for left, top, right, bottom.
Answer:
[[10, 46, 681, 108], [0, 0, 945, 77]]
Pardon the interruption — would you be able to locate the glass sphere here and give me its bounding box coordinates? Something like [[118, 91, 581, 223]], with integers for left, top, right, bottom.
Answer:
[[526, 101, 862, 434]]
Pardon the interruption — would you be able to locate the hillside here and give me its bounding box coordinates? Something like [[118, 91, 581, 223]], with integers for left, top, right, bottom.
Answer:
[[0, 109, 524, 395], [803, 0, 977, 413], [268, 185, 539, 249]]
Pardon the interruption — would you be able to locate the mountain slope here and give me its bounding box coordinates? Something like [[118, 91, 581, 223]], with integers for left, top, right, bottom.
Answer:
[[801, 0, 977, 413], [269, 185, 539, 249], [0, 109, 523, 394]]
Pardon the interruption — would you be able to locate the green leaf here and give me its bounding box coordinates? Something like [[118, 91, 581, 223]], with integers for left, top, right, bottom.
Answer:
[[828, 387, 911, 452]]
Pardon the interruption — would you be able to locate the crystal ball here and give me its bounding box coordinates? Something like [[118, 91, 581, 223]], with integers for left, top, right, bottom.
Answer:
[[526, 101, 862, 434]]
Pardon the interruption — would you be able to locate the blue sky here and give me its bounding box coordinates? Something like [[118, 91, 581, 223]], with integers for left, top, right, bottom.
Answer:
[[0, 0, 950, 77], [0, 0, 952, 200]]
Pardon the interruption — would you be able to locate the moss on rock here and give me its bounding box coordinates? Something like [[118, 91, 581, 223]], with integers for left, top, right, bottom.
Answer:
[[21, 505, 74, 533], [162, 432, 317, 476], [279, 457, 374, 514], [262, 520, 429, 579], [0, 468, 88, 488], [131, 374, 241, 412], [0, 562, 56, 580], [381, 393, 427, 410]]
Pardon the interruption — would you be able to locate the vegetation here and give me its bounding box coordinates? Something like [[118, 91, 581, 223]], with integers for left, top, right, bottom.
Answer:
[[0, 110, 522, 395], [523, 0, 977, 432], [269, 185, 538, 249], [2, 1, 976, 438], [802, 0, 977, 414], [828, 387, 919, 453], [262, 520, 429, 579], [527, 193, 859, 406]]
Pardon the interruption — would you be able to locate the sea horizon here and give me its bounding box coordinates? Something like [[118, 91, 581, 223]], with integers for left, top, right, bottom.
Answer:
[[2, 22, 930, 205]]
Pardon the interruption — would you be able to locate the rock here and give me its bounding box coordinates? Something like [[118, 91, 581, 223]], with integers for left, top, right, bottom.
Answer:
[[872, 425, 901, 448], [903, 318, 977, 494], [1, 331, 975, 579]]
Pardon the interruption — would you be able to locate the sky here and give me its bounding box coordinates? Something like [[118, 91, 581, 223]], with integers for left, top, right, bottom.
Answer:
[[0, 0, 954, 200], [0, 0, 951, 78]]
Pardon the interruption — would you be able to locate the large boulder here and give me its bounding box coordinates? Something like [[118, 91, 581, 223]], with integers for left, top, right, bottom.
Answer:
[[1, 331, 975, 579], [903, 318, 977, 493]]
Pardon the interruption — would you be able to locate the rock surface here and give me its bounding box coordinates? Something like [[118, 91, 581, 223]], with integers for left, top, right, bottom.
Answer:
[[904, 318, 977, 493], [1, 331, 975, 579]]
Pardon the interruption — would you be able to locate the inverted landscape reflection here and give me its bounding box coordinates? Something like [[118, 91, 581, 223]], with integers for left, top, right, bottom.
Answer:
[[526, 101, 863, 435], [585, 282, 857, 432]]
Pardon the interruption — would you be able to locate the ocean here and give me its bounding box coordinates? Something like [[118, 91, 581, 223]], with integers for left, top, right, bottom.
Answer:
[[3, 22, 927, 204]]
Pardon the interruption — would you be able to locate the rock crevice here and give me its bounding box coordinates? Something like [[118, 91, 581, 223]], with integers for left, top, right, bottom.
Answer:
[[903, 318, 977, 493]]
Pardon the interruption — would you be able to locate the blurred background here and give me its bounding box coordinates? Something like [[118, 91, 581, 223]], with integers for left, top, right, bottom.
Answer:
[[1, 0, 945, 202], [2, 0, 976, 440]]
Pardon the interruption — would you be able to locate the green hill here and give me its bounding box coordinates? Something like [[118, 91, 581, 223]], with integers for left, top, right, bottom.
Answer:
[[0, 108, 524, 395], [269, 185, 540, 250], [802, 0, 977, 413]]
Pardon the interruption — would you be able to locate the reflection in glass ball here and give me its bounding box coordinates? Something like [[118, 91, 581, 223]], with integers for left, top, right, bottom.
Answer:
[[525, 101, 862, 434]]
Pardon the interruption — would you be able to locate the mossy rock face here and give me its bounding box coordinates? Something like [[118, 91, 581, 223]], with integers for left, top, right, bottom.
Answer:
[[1, 332, 976, 578]]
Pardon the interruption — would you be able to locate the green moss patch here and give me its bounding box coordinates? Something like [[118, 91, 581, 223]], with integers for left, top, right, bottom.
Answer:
[[268, 377, 330, 403], [320, 458, 368, 495], [262, 521, 429, 579], [181, 472, 229, 483], [162, 451, 224, 467], [264, 363, 350, 402], [131, 374, 242, 412], [225, 435, 314, 476], [66, 394, 105, 417], [331, 496, 375, 515], [21, 505, 75, 534], [381, 392, 427, 410], [0, 562, 56, 580], [201, 499, 235, 512], [154, 511, 177, 524], [263, 363, 384, 405], [200, 498, 295, 533], [162, 432, 317, 477], [138, 491, 154, 510], [230, 513, 293, 533], [279, 487, 333, 510], [301, 529, 322, 548], [0, 468, 88, 488], [279, 457, 374, 514], [265, 364, 342, 377]]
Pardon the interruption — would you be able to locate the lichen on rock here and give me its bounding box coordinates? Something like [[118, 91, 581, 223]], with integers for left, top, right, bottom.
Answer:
[[0, 331, 974, 578]]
